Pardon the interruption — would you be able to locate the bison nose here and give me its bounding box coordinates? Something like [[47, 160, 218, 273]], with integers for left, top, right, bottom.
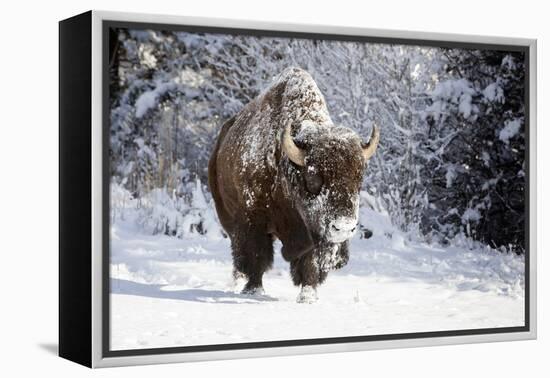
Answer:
[[331, 224, 356, 232], [328, 217, 359, 243]]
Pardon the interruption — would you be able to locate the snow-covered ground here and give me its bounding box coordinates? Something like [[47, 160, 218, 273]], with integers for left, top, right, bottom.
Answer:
[[109, 206, 525, 351]]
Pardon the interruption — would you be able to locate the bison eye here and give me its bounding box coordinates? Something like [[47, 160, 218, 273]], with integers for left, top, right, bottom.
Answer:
[[305, 172, 323, 195]]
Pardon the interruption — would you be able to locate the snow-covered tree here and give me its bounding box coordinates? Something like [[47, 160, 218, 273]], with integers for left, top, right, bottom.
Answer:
[[422, 50, 525, 250]]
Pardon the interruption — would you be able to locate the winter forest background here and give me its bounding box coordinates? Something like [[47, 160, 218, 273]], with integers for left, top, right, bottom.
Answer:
[[109, 28, 526, 252]]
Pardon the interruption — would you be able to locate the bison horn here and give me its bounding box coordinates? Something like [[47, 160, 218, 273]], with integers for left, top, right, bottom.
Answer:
[[282, 123, 306, 166], [362, 125, 380, 161]]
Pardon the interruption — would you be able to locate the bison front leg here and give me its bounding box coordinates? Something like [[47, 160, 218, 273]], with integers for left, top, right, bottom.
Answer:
[[290, 252, 328, 303], [230, 225, 274, 295]]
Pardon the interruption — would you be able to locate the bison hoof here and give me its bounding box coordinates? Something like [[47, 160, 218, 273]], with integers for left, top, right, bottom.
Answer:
[[296, 285, 318, 304], [241, 285, 265, 296]]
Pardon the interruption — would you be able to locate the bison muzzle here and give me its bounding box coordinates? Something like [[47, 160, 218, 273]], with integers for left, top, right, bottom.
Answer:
[[208, 67, 379, 303]]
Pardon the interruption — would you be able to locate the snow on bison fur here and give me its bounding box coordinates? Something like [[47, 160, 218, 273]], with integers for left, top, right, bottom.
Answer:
[[208, 67, 379, 303]]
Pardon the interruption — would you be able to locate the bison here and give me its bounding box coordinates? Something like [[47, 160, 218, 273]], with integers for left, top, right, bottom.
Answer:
[[208, 67, 379, 303]]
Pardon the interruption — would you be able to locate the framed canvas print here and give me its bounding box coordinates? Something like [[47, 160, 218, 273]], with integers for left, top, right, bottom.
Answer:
[[59, 10, 537, 368]]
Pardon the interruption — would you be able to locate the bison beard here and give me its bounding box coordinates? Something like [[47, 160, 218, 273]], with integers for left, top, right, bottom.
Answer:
[[208, 67, 378, 303]]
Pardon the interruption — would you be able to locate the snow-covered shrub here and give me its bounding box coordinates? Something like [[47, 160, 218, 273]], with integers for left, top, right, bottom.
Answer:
[[137, 179, 225, 240], [138, 187, 187, 236], [110, 182, 135, 222], [180, 179, 225, 240]]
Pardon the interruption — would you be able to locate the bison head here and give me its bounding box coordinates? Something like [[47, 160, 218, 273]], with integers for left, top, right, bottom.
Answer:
[[282, 120, 379, 245]]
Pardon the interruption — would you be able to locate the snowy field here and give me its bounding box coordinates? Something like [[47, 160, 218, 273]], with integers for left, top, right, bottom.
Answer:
[[109, 205, 525, 351]]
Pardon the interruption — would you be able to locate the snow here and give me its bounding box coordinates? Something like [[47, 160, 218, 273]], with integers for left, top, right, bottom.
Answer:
[[191, 178, 208, 209], [501, 55, 517, 70], [445, 164, 457, 188], [483, 82, 504, 103], [428, 79, 477, 119], [499, 119, 522, 144], [431, 78, 474, 99], [135, 91, 157, 118], [139, 44, 158, 69], [462, 208, 481, 223], [135, 82, 176, 118], [176, 67, 207, 88], [110, 201, 524, 351], [482, 178, 499, 191], [481, 151, 490, 167], [458, 93, 473, 118]]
